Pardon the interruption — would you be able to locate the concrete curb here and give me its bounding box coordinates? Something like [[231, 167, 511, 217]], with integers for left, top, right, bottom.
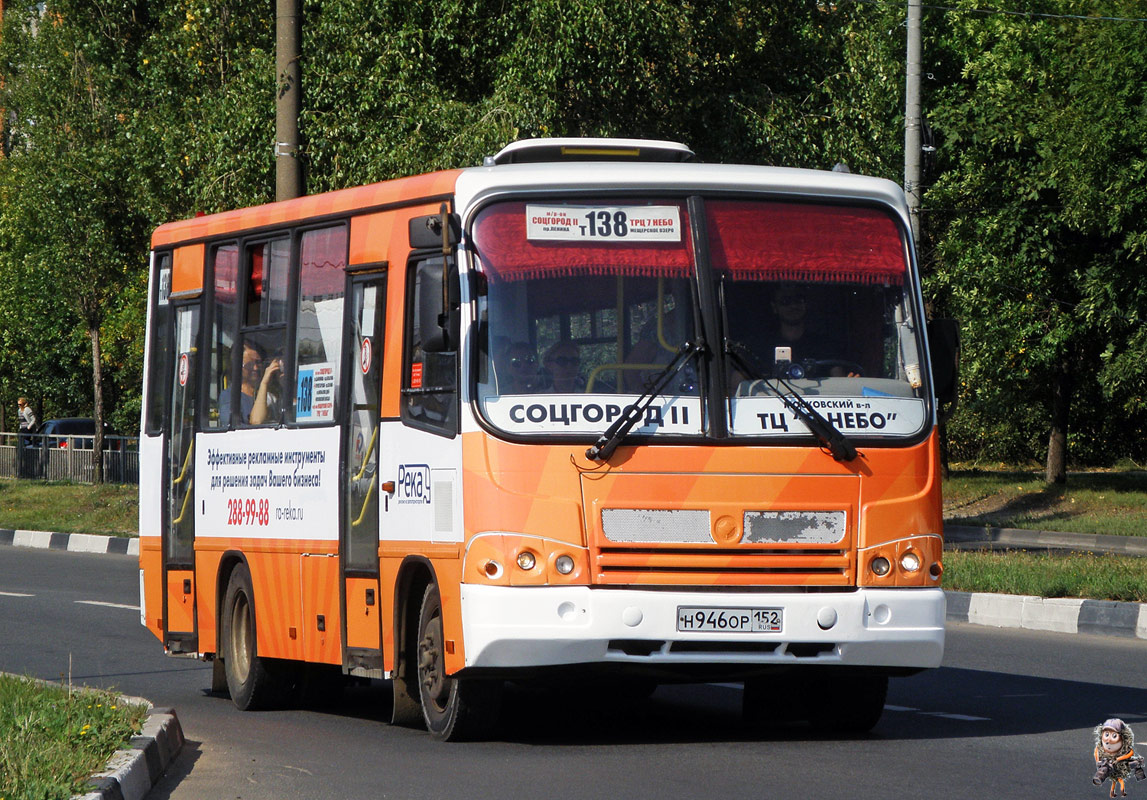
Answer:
[[0, 675, 183, 800], [945, 524, 1147, 556], [945, 591, 1147, 640], [75, 705, 184, 800], [0, 528, 138, 556]]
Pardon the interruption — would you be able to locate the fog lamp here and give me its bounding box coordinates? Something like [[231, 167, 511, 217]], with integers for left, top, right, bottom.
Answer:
[[555, 555, 575, 575], [516, 551, 537, 570], [870, 556, 891, 577]]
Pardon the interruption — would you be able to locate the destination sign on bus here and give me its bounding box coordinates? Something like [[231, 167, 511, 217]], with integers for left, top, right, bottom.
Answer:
[[526, 204, 682, 242]]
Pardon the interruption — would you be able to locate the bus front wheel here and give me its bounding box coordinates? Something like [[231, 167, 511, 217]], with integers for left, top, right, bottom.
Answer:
[[222, 563, 287, 710], [415, 584, 500, 741], [814, 673, 888, 733]]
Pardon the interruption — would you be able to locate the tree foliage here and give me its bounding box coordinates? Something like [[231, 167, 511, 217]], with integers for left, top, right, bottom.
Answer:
[[0, 1, 156, 443], [0, 0, 1144, 476], [924, 0, 1147, 469]]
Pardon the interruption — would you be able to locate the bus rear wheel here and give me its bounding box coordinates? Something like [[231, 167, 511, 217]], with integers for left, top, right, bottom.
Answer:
[[222, 563, 289, 710], [415, 584, 500, 741]]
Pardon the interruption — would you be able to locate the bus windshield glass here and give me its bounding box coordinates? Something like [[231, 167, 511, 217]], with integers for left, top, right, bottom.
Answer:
[[709, 199, 926, 439], [470, 197, 927, 442]]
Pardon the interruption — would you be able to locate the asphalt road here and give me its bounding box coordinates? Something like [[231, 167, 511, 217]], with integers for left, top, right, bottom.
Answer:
[[2, 545, 1144, 799]]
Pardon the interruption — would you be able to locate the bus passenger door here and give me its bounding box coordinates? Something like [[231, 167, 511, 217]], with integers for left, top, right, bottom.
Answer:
[[341, 273, 385, 676], [164, 303, 200, 654]]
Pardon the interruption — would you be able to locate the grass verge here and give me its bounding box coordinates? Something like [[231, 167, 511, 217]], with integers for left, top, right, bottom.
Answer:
[[943, 550, 1147, 603], [0, 675, 147, 800], [0, 480, 136, 537], [943, 468, 1147, 537]]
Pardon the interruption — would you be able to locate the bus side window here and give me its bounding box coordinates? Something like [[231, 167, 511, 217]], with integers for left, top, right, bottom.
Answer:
[[145, 251, 173, 436], [401, 256, 458, 436], [207, 243, 239, 429], [293, 225, 348, 425], [235, 239, 289, 427]]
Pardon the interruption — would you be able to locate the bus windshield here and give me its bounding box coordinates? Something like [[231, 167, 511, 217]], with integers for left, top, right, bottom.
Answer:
[[470, 196, 927, 442]]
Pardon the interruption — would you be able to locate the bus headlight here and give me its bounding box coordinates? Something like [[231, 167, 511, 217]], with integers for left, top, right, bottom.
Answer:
[[858, 534, 942, 587], [465, 533, 589, 585], [870, 556, 891, 577]]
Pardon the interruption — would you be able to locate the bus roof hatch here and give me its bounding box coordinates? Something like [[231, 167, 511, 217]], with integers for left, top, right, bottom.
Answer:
[[485, 138, 695, 166]]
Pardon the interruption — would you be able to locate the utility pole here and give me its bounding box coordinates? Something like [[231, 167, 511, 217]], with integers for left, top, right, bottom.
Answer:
[[275, 0, 302, 201], [904, 0, 923, 243]]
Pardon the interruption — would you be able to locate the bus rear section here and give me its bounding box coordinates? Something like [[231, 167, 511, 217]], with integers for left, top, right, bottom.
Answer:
[[139, 139, 954, 741]]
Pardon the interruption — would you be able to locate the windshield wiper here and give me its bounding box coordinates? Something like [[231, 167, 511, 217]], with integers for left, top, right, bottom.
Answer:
[[585, 340, 705, 462], [725, 339, 857, 463]]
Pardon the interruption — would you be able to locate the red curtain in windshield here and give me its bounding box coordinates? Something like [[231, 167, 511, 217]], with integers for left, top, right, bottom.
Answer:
[[472, 201, 693, 281], [706, 200, 906, 285]]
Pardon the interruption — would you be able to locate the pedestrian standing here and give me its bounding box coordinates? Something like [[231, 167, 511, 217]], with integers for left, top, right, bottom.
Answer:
[[16, 397, 38, 478]]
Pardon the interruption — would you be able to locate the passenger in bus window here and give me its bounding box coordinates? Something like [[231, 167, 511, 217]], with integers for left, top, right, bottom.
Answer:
[[497, 341, 541, 394], [220, 340, 281, 426], [541, 341, 584, 393], [623, 306, 694, 393]]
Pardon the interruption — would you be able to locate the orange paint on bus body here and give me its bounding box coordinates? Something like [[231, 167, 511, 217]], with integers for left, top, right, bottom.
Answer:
[[140, 141, 946, 736]]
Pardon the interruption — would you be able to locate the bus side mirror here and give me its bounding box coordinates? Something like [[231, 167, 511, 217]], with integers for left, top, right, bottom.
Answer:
[[927, 318, 960, 423], [409, 212, 460, 250], [417, 258, 460, 353]]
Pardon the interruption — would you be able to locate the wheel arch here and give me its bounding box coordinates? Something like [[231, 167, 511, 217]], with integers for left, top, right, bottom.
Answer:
[[215, 551, 250, 655], [387, 556, 438, 725], [391, 556, 438, 671]]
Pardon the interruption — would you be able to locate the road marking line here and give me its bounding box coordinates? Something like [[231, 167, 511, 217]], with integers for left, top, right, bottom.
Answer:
[[0, 591, 34, 597], [922, 712, 991, 721], [76, 600, 140, 611], [884, 705, 920, 712]]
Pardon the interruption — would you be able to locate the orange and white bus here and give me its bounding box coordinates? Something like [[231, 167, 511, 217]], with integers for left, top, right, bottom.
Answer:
[[139, 138, 958, 739]]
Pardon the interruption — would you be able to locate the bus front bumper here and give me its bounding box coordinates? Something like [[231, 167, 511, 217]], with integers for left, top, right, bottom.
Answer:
[[459, 585, 944, 671]]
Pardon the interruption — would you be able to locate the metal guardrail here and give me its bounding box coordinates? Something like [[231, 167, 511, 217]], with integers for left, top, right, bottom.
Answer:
[[0, 432, 140, 484]]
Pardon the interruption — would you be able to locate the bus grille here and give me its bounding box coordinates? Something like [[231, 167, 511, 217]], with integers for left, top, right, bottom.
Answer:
[[592, 545, 853, 586]]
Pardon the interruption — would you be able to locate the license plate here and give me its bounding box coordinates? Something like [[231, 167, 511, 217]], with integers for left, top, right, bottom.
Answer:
[[676, 606, 783, 633]]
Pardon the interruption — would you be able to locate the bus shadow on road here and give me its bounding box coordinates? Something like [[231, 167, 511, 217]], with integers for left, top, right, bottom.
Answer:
[[875, 666, 1147, 742], [204, 666, 1147, 746], [488, 668, 1147, 745]]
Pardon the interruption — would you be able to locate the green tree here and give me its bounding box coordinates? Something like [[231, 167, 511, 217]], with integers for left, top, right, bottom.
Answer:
[[0, 1, 157, 477], [925, 0, 1147, 478], [299, 0, 905, 186]]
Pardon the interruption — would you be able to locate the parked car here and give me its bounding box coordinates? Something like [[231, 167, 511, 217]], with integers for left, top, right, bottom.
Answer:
[[39, 418, 117, 449]]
